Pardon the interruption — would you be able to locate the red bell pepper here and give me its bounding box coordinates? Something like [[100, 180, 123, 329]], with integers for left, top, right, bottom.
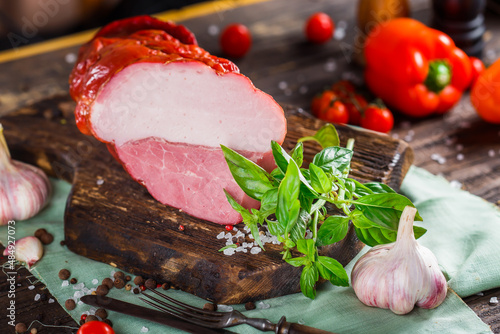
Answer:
[[364, 18, 472, 117]]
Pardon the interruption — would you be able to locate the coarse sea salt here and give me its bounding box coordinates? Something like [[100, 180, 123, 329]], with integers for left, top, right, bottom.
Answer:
[[257, 301, 271, 309], [250, 247, 262, 255], [78, 300, 84, 305], [141, 326, 149, 333], [34, 294, 41, 301], [74, 291, 84, 299], [73, 283, 85, 290], [48, 298, 55, 304], [490, 297, 499, 305], [92, 278, 99, 285], [450, 180, 462, 189], [28, 285, 35, 290], [223, 247, 236, 256], [61, 280, 69, 287], [217, 232, 225, 239]]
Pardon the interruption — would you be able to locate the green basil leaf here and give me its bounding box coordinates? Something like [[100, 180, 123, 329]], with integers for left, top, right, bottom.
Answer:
[[291, 142, 304, 167], [298, 123, 340, 149], [309, 163, 333, 194], [271, 141, 319, 196], [219, 244, 237, 252], [299, 192, 313, 214], [224, 190, 254, 222], [354, 226, 380, 247], [355, 225, 427, 247], [296, 239, 316, 262], [353, 193, 422, 230], [317, 256, 349, 287], [249, 220, 264, 249], [289, 209, 310, 243], [317, 215, 349, 246], [350, 209, 376, 229], [266, 219, 284, 236], [312, 147, 353, 175], [354, 181, 396, 197], [413, 226, 427, 239], [260, 188, 278, 214], [276, 160, 301, 230], [271, 141, 290, 174], [286, 257, 307, 267], [221, 145, 274, 200], [300, 263, 319, 299]]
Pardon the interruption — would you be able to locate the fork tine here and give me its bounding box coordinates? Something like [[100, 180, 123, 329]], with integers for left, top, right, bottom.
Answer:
[[140, 292, 219, 323], [139, 297, 220, 329], [147, 288, 223, 316]]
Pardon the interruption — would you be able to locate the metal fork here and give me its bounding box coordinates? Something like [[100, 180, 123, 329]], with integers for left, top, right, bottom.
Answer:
[[139, 288, 335, 334]]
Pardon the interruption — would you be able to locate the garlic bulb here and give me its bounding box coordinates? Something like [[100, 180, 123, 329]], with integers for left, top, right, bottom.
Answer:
[[3, 236, 44, 268], [0, 124, 51, 224], [351, 206, 447, 315]]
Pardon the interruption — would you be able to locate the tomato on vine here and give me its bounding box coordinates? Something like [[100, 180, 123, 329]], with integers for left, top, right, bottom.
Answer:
[[469, 57, 485, 88], [305, 12, 334, 44], [220, 23, 252, 58], [360, 104, 394, 133]]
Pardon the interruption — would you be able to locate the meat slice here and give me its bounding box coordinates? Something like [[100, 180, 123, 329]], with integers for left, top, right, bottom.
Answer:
[[69, 17, 286, 225]]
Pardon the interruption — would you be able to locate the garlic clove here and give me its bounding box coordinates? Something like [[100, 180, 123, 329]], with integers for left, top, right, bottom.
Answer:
[[0, 124, 51, 225], [351, 206, 447, 315], [3, 236, 44, 269]]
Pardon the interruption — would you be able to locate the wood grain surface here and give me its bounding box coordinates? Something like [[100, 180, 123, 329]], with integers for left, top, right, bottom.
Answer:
[[1, 96, 411, 305], [0, 0, 499, 332]]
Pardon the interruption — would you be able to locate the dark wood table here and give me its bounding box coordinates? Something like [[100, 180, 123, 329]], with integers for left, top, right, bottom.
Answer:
[[1, 0, 499, 333]]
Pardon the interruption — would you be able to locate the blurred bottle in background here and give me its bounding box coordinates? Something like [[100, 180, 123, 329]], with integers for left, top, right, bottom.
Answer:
[[355, 0, 410, 64], [432, 0, 487, 57]]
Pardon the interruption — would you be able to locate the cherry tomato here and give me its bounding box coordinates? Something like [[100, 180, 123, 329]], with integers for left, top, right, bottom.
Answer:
[[331, 80, 355, 98], [311, 90, 336, 117], [77, 321, 115, 334], [343, 94, 367, 126], [220, 23, 252, 58], [305, 12, 334, 44], [360, 105, 394, 133], [469, 56, 485, 88], [319, 100, 349, 124]]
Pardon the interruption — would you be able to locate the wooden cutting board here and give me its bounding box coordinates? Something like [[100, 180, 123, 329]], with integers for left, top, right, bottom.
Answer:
[[1, 94, 413, 304]]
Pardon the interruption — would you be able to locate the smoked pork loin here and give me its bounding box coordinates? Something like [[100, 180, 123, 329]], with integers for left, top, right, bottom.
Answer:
[[69, 16, 286, 225]]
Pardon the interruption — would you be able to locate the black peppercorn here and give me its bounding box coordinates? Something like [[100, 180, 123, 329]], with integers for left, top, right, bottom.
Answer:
[[245, 301, 256, 310], [145, 278, 157, 289], [95, 308, 108, 319], [96, 285, 109, 296], [70, 278, 78, 284], [102, 277, 114, 290], [58, 269, 70, 280], [133, 276, 144, 286], [65, 299, 76, 311]]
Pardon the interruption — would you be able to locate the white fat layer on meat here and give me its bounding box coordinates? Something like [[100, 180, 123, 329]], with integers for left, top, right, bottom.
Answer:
[[90, 61, 285, 152]]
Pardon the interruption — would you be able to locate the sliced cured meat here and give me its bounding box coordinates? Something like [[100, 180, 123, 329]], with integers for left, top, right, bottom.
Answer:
[[69, 16, 286, 225]]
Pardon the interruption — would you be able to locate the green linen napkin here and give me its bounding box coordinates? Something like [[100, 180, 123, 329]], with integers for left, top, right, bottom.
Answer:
[[1, 165, 497, 334]]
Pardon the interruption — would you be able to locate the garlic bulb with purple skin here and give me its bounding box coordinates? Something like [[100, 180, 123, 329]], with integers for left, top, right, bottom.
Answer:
[[3, 236, 44, 268], [0, 124, 51, 224], [351, 206, 447, 315]]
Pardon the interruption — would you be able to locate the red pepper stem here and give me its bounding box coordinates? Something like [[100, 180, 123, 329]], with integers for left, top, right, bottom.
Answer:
[[424, 60, 452, 93]]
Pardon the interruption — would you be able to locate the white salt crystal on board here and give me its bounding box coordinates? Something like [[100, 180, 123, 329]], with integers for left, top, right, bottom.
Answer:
[[34, 294, 41, 301], [140, 326, 149, 333], [257, 301, 271, 309], [92, 278, 99, 285], [218, 304, 234, 312], [61, 280, 69, 287], [28, 285, 35, 290]]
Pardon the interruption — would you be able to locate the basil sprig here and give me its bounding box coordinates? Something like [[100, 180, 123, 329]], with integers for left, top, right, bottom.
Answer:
[[222, 124, 425, 299]]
